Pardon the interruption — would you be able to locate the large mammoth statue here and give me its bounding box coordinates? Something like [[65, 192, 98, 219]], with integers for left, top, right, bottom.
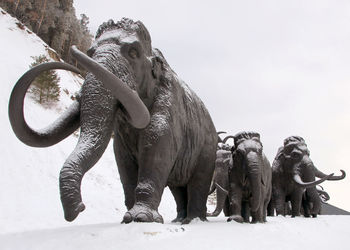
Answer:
[[207, 134, 234, 217], [227, 132, 272, 223], [8, 18, 217, 224], [271, 136, 345, 217]]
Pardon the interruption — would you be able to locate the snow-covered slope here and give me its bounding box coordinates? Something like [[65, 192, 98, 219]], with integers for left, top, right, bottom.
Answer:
[[0, 8, 349, 250]]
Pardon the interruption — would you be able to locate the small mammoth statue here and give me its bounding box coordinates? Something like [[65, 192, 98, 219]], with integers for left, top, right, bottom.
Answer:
[[268, 185, 331, 217], [301, 185, 331, 217], [207, 134, 234, 217], [271, 136, 345, 217], [227, 132, 272, 223], [8, 18, 217, 224]]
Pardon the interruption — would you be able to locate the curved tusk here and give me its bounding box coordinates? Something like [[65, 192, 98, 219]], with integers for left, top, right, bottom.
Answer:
[[327, 170, 346, 181], [293, 173, 334, 188], [217, 131, 226, 143], [215, 183, 228, 195], [208, 183, 216, 195], [8, 62, 81, 147], [315, 167, 346, 181], [318, 190, 330, 202], [223, 135, 235, 144], [217, 131, 227, 135], [70, 45, 150, 129]]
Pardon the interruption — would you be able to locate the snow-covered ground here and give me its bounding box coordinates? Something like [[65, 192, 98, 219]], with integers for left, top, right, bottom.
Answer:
[[0, 8, 349, 250], [2, 216, 350, 250]]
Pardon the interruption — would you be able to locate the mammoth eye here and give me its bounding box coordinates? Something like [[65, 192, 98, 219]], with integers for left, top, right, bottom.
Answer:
[[291, 151, 302, 159], [257, 147, 263, 154], [87, 47, 96, 57], [128, 48, 139, 59]]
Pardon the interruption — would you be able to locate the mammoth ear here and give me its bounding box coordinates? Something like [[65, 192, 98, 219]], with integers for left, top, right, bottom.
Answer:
[[151, 56, 163, 79]]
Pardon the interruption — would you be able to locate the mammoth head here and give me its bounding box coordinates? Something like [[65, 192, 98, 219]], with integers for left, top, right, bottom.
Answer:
[[83, 18, 164, 95], [279, 136, 310, 162], [275, 136, 336, 188], [94, 18, 153, 56], [233, 131, 263, 156], [70, 18, 168, 128]]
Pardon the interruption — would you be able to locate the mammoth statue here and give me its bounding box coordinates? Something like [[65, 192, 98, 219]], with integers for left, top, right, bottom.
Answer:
[[227, 132, 272, 223], [271, 136, 345, 217], [268, 185, 331, 217], [207, 134, 234, 217], [9, 18, 217, 224], [315, 185, 330, 203], [301, 185, 331, 217]]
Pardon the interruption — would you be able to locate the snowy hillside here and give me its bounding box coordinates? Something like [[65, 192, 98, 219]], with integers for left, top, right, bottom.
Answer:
[[1, 8, 349, 250]]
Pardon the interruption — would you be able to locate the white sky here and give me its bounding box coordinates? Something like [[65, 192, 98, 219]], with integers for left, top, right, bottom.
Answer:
[[73, 0, 350, 210]]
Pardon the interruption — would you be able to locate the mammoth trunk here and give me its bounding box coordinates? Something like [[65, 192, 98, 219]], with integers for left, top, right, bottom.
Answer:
[[246, 153, 261, 212], [207, 183, 228, 217], [59, 72, 116, 222]]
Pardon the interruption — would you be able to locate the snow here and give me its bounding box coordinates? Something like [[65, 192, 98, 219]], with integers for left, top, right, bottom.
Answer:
[[2, 216, 350, 250], [0, 8, 349, 250]]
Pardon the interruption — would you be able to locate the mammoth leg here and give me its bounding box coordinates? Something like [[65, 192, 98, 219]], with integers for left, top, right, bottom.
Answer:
[[170, 186, 188, 223], [251, 203, 264, 223], [182, 149, 216, 224], [306, 187, 322, 217], [273, 188, 286, 216], [223, 196, 230, 216], [113, 133, 138, 210], [227, 183, 244, 223], [267, 199, 274, 216], [301, 193, 311, 217], [122, 130, 175, 224], [59, 79, 116, 221], [263, 197, 270, 222], [241, 201, 250, 223], [290, 191, 303, 217]]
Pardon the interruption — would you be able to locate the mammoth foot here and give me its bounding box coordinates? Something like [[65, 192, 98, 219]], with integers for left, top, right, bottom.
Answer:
[[122, 204, 163, 224], [227, 215, 244, 223], [181, 217, 207, 225], [206, 211, 220, 217], [172, 217, 184, 223], [63, 201, 86, 222], [251, 218, 264, 224], [171, 210, 187, 223]]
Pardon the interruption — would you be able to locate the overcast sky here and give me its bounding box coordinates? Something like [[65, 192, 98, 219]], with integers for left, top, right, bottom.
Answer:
[[73, 0, 350, 210]]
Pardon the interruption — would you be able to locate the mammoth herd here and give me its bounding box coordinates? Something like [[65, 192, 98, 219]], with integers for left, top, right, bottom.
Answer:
[[8, 18, 346, 225], [208, 132, 345, 223]]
